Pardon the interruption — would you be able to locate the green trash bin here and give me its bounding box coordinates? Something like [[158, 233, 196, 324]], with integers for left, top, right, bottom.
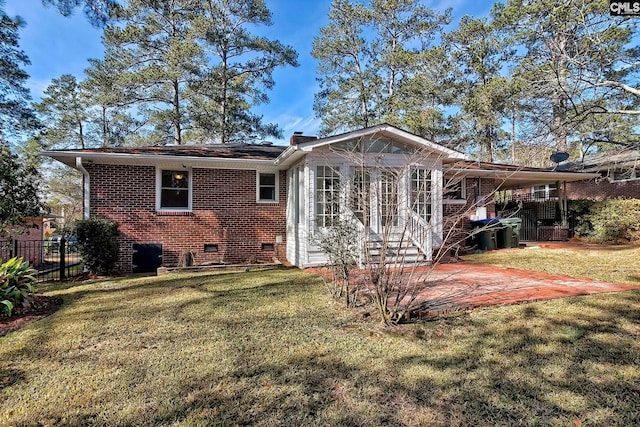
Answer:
[[497, 225, 513, 249], [477, 229, 497, 251], [499, 218, 522, 247]]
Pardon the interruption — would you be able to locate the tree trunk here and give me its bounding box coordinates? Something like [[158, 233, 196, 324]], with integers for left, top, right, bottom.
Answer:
[[173, 78, 182, 145]]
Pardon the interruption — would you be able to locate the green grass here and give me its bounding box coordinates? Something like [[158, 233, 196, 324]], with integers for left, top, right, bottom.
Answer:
[[462, 244, 640, 285], [1, 267, 639, 426]]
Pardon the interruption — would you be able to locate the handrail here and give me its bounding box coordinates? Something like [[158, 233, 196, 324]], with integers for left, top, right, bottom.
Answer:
[[408, 211, 431, 259]]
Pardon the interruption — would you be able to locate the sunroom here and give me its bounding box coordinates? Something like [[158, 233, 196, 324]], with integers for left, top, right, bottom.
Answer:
[[275, 124, 465, 268]]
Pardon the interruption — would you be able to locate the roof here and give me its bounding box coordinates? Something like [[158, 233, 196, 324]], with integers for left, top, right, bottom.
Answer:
[[556, 148, 640, 173], [446, 160, 601, 189], [275, 123, 465, 168], [43, 143, 287, 170]]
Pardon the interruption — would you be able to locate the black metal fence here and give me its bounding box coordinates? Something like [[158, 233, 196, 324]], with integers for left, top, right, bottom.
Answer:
[[496, 195, 574, 242], [0, 238, 82, 282]]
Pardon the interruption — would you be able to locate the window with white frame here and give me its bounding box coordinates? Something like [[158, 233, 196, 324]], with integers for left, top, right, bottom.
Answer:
[[257, 172, 278, 202], [611, 168, 637, 181], [158, 169, 191, 210], [443, 176, 465, 201], [411, 168, 432, 222], [316, 166, 340, 227], [532, 184, 558, 200], [350, 168, 370, 224]]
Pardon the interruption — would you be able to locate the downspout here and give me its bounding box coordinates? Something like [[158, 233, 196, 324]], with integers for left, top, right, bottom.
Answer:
[[75, 157, 90, 219]]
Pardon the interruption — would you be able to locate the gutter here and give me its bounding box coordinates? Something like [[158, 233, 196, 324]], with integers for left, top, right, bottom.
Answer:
[[75, 157, 90, 219], [273, 145, 300, 168]]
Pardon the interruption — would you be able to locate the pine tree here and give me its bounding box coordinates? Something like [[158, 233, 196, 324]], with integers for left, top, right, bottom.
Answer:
[[0, 3, 39, 141], [492, 0, 639, 153], [312, 0, 452, 139], [187, 0, 298, 144]]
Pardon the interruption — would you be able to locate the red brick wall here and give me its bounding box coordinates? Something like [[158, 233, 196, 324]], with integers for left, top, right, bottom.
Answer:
[[565, 177, 640, 201], [86, 164, 287, 273], [442, 177, 497, 246]]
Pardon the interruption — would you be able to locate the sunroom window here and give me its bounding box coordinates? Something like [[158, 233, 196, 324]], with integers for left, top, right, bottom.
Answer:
[[316, 166, 340, 227], [158, 169, 191, 210], [411, 169, 432, 222]]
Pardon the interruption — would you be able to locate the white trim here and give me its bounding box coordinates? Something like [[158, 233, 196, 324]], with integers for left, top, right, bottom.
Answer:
[[292, 124, 465, 160], [256, 171, 279, 203], [44, 150, 278, 171], [75, 157, 90, 219], [156, 167, 192, 212], [609, 168, 639, 182], [443, 176, 466, 203]]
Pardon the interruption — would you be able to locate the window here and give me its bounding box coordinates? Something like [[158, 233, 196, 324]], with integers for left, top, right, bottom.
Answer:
[[411, 169, 432, 222], [350, 169, 370, 224], [443, 176, 465, 201], [257, 172, 278, 202], [611, 168, 636, 181], [332, 138, 414, 154], [158, 169, 191, 210], [204, 244, 218, 253], [532, 184, 558, 200], [316, 166, 340, 227]]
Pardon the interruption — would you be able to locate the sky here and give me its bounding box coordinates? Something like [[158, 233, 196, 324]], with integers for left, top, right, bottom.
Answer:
[[5, 0, 490, 145]]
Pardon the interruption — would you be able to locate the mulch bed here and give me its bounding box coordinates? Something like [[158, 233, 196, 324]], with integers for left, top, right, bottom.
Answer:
[[0, 295, 63, 337]]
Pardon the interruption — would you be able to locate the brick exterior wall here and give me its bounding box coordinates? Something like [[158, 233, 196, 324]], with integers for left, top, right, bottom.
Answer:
[[443, 177, 497, 246], [565, 177, 640, 201], [86, 164, 287, 273]]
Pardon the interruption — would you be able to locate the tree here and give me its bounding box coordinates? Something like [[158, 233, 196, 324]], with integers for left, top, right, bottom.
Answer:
[[0, 144, 45, 237], [97, 0, 297, 145], [35, 74, 92, 149], [0, 3, 39, 142], [100, 0, 205, 145], [83, 59, 143, 147], [187, 0, 298, 144], [312, 0, 452, 139], [313, 138, 497, 325], [492, 0, 639, 153], [42, 0, 116, 26], [445, 16, 512, 162]]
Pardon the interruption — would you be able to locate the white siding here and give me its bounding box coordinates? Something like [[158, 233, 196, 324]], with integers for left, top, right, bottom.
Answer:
[[286, 145, 447, 268]]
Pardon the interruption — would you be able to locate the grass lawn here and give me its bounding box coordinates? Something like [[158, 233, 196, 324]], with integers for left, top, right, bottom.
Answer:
[[462, 243, 640, 285], [1, 267, 639, 426]]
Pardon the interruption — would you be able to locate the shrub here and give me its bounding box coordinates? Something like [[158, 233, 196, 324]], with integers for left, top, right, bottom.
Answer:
[[75, 219, 119, 275], [0, 257, 37, 316], [568, 199, 597, 237], [311, 217, 362, 307], [588, 198, 640, 243]]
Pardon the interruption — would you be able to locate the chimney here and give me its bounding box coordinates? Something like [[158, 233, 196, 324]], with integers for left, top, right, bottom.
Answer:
[[290, 131, 318, 146]]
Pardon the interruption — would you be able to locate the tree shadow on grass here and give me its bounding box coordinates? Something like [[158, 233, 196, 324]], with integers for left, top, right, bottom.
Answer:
[[2, 273, 639, 426]]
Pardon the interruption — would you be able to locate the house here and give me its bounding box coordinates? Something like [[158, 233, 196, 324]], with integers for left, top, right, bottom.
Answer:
[[0, 216, 52, 268], [44, 124, 599, 273], [558, 147, 640, 200]]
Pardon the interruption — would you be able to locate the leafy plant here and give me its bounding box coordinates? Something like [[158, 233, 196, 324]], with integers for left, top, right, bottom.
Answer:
[[588, 198, 640, 243], [75, 218, 119, 275], [311, 216, 362, 307], [568, 199, 597, 237], [0, 257, 37, 316]]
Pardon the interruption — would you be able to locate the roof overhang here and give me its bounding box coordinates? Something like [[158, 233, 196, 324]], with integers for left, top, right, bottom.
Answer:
[[43, 150, 279, 171], [445, 167, 601, 189]]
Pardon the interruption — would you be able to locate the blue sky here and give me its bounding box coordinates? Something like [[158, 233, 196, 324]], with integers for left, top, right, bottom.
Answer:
[[6, 0, 490, 145]]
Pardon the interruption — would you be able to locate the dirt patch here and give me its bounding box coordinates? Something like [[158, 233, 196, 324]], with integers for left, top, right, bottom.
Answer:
[[0, 295, 63, 337]]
